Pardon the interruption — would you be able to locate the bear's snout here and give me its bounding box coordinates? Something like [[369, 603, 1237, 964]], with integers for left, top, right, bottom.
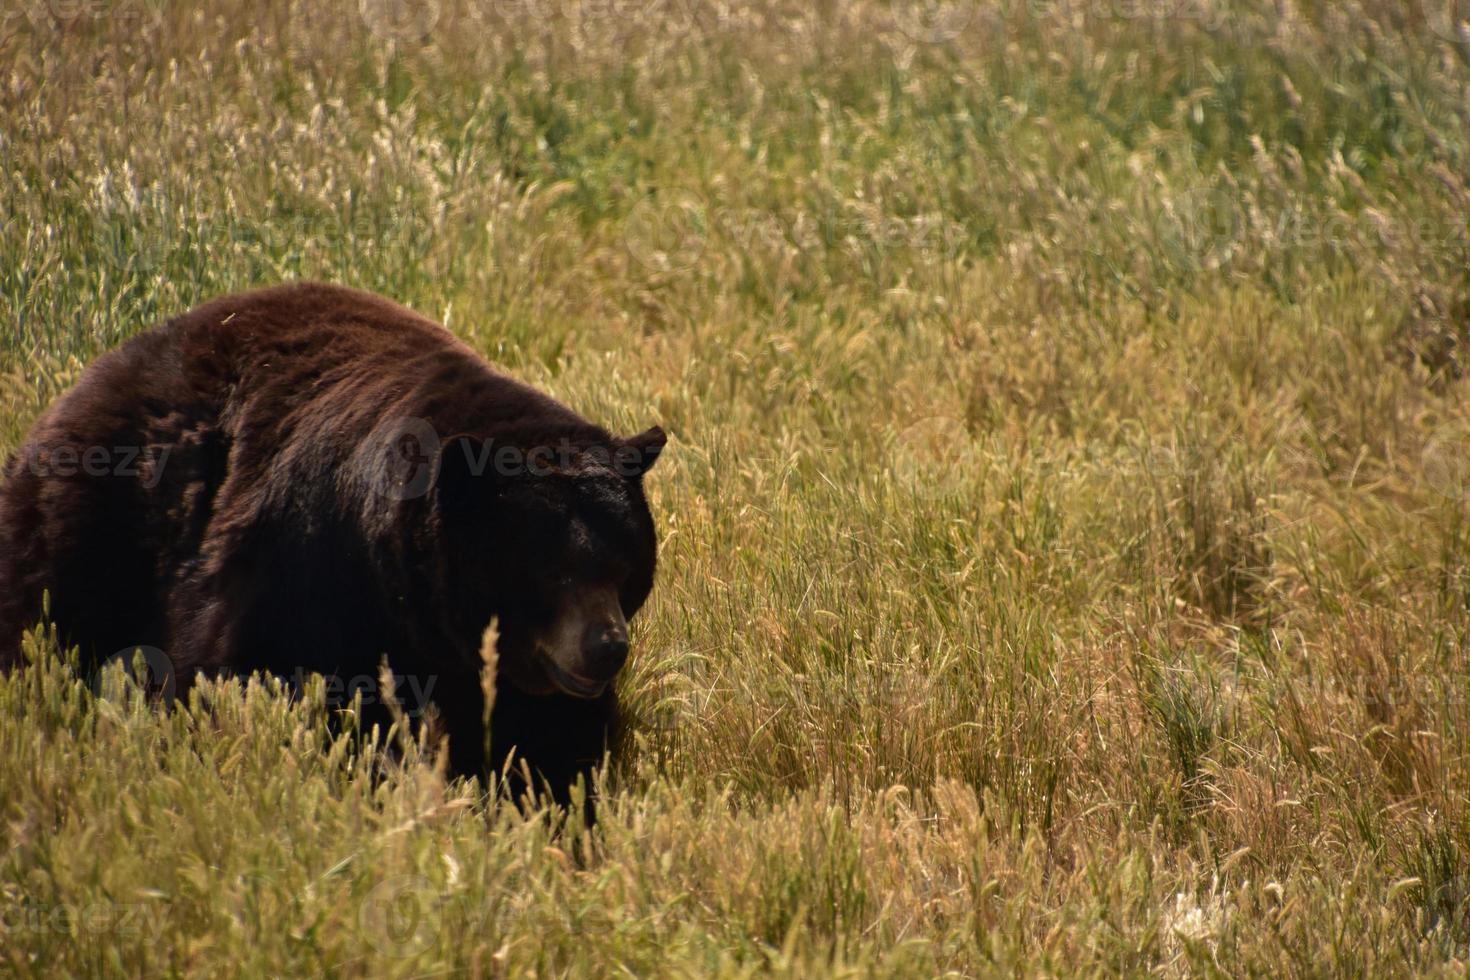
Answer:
[[582, 622, 630, 678], [533, 583, 631, 698]]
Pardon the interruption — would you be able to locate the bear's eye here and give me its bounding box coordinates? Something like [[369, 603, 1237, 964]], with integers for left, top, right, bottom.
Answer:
[[582, 555, 629, 587]]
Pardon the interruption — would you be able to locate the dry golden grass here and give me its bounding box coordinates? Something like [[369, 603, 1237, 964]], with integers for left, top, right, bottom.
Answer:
[[3, 0, 1470, 974]]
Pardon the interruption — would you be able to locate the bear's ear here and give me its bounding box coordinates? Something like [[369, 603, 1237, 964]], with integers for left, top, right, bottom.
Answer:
[[434, 434, 493, 509], [619, 425, 666, 478]]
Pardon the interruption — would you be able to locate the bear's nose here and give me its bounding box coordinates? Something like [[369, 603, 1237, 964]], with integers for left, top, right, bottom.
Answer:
[[583, 624, 630, 677]]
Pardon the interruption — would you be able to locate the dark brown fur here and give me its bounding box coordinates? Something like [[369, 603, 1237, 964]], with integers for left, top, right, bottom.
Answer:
[[0, 283, 664, 809]]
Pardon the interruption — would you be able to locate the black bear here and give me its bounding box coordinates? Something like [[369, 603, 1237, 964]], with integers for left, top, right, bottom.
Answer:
[[0, 282, 665, 808]]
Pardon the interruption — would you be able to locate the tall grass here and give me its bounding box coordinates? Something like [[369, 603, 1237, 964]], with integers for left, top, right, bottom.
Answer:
[[3, 0, 1470, 973]]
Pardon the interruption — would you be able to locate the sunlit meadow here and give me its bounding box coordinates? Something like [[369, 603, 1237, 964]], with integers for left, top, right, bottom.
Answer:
[[3, 0, 1470, 974]]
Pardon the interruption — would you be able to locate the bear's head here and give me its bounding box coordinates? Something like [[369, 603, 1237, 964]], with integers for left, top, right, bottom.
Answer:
[[432, 425, 666, 699]]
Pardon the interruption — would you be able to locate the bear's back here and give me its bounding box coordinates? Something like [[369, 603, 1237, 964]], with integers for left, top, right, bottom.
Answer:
[[0, 282, 601, 667], [163, 282, 588, 440]]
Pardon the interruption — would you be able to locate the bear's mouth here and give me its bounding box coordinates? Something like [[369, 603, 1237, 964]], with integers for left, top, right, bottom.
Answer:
[[538, 656, 609, 700]]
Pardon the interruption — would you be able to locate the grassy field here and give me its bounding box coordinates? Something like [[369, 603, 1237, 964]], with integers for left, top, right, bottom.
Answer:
[[3, 0, 1470, 974]]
